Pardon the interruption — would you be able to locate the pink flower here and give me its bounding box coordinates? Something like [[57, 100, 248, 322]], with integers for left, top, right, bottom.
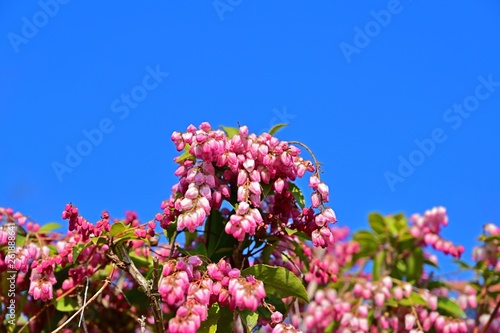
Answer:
[[405, 314, 416, 330], [274, 178, 285, 194], [271, 311, 283, 323], [228, 276, 266, 312], [317, 182, 329, 202], [309, 176, 320, 189]]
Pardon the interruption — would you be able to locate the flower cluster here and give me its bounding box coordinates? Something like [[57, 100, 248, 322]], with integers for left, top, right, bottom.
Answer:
[[160, 257, 268, 332], [409, 206, 464, 259], [161, 122, 337, 248]]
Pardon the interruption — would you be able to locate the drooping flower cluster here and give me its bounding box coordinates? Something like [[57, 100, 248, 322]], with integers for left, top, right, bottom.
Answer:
[[158, 122, 337, 249], [409, 206, 464, 259], [160, 257, 268, 332]]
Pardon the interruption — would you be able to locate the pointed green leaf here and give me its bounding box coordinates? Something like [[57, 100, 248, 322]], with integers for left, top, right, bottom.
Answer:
[[454, 259, 472, 270], [198, 304, 221, 333], [165, 222, 177, 244], [221, 126, 240, 139], [398, 292, 427, 307], [242, 264, 309, 302], [55, 297, 79, 312], [288, 183, 305, 209], [406, 247, 423, 283], [110, 222, 127, 237], [373, 250, 384, 281], [368, 213, 385, 234], [38, 223, 62, 234], [174, 144, 195, 163], [261, 183, 272, 197], [239, 309, 259, 331], [269, 123, 288, 135], [72, 242, 90, 263], [437, 297, 466, 318], [352, 230, 379, 261], [129, 251, 151, 268], [216, 305, 234, 333]]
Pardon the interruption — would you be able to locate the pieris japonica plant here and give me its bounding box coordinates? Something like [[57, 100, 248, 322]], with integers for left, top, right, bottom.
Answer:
[[0, 122, 499, 333]]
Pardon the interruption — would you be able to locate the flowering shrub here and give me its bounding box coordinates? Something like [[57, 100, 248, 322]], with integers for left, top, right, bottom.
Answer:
[[0, 122, 499, 332]]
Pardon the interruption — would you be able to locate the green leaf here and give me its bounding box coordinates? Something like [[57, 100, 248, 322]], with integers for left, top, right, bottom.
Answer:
[[216, 306, 234, 333], [397, 231, 414, 243], [109, 223, 127, 237], [261, 183, 273, 197], [373, 251, 384, 281], [179, 243, 209, 257], [324, 322, 335, 333], [72, 243, 89, 263], [384, 216, 399, 236], [353, 230, 378, 246], [424, 258, 439, 269], [269, 123, 288, 135], [221, 126, 240, 139], [124, 288, 150, 313], [410, 293, 428, 306], [90, 237, 106, 246], [406, 247, 424, 283], [454, 259, 472, 270], [242, 264, 309, 302], [368, 213, 386, 234], [165, 222, 177, 244], [129, 251, 151, 268], [398, 293, 427, 307], [193, 243, 208, 257], [207, 210, 223, 258], [55, 297, 79, 312], [262, 245, 273, 263], [265, 294, 287, 314], [393, 213, 408, 230], [288, 182, 305, 209], [285, 229, 311, 242], [185, 231, 198, 246], [175, 144, 195, 163], [239, 309, 259, 331], [437, 297, 466, 318], [352, 230, 379, 261], [38, 223, 62, 234], [207, 211, 238, 262], [198, 304, 220, 333]]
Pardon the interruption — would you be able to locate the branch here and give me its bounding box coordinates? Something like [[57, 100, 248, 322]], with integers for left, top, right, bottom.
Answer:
[[106, 244, 164, 333], [480, 296, 500, 333]]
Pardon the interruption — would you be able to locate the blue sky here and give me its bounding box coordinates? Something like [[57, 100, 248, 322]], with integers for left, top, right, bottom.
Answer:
[[1, 1, 500, 270]]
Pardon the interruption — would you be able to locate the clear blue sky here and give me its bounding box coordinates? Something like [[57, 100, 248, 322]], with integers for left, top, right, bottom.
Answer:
[[2, 1, 499, 269]]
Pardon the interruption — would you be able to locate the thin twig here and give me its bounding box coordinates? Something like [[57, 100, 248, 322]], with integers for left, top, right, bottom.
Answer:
[[78, 276, 90, 332], [288, 141, 321, 175], [16, 276, 89, 333], [480, 296, 500, 333], [51, 266, 114, 333]]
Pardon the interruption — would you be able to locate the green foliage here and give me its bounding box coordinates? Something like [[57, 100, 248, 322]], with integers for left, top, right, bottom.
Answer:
[[242, 264, 309, 302], [221, 126, 239, 139], [437, 297, 466, 318], [288, 182, 306, 209], [38, 223, 62, 234], [55, 297, 79, 312], [269, 123, 288, 135], [198, 304, 221, 333]]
